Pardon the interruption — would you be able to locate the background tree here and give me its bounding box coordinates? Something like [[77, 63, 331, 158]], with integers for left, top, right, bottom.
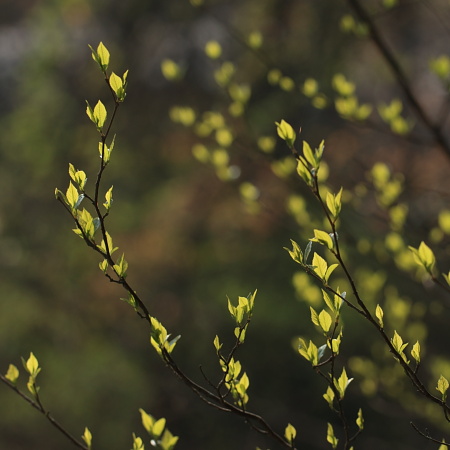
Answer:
[[0, 0, 449, 449]]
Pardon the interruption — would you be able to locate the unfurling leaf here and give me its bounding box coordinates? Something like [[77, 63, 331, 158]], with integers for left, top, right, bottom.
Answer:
[[327, 423, 338, 449], [82, 427, 92, 449], [323, 386, 335, 409], [318, 309, 332, 333], [334, 368, 353, 399], [298, 338, 319, 366], [375, 304, 384, 328], [109, 72, 123, 97], [284, 423, 297, 442], [356, 408, 364, 430], [89, 42, 110, 71], [437, 375, 449, 400], [5, 364, 19, 384], [411, 341, 421, 363], [96, 42, 110, 69], [311, 229, 334, 250], [113, 253, 128, 278], [131, 433, 145, 450], [275, 120, 296, 147], [104, 186, 114, 211], [408, 241, 436, 273], [23, 352, 40, 377]]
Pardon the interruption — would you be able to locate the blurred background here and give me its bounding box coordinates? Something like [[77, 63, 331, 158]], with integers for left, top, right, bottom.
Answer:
[[1, 0, 450, 449]]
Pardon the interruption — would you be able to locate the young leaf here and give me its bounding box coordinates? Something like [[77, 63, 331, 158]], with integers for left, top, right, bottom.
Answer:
[[298, 339, 319, 366], [92, 41, 110, 70], [318, 343, 327, 361], [24, 352, 40, 377], [275, 120, 296, 147], [304, 241, 313, 263], [312, 252, 328, 280], [93, 100, 107, 129], [436, 375, 449, 400], [335, 368, 354, 399], [66, 182, 82, 212], [285, 239, 303, 265], [159, 429, 179, 450], [310, 306, 319, 326], [109, 72, 125, 100], [82, 427, 92, 449], [113, 253, 128, 278], [296, 158, 313, 186], [5, 364, 19, 384], [284, 423, 297, 442], [302, 141, 316, 168], [68, 163, 87, 190], [322, 290, 335, 313], [408, 241, 436, 273], [150, 317, 180, 355], [104, 186, 114, 211], [311, 229, 334, 250], [411, 341, 421, 363], [98, 232, 118, 256], [99, 259, 108, 273], [391, 330, 408, 354], [318, 309, 332, 333], [213, 335, 222, 352], [326, 188, 343, 219], [327, 423, 338, 449], [323, 386, 335, 409], [329, 333, 342, 354], [152, 417, 166, 438], [356, 408, 364, 430], [325, 264, 339, 283], [375, 304, 384, 328], [131, 434, 145, 450]]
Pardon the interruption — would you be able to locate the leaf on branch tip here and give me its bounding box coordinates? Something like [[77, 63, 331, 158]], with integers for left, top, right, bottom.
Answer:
[[284, 423, 297, 442], [5, 364, 19, 384], [82, 427, 92, 449]]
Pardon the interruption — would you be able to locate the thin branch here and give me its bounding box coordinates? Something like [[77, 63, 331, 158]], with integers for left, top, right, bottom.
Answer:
[[346, 0, 450, 158], [410, 422, 449, 447], [0, 375, 88, 450]]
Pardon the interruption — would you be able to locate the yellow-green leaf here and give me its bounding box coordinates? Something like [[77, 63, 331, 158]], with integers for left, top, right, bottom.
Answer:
[[104, 186, 113, 211], [93, 100, 107, 129], [327, 423, 338, 449], [96, 42, 110, 68], [284, 423, 297, 442], [312, 252, 328, 280], [275, 120, 296, 146], [302, 141, 316, 168], [25, 353, 40, 377], [159, 429, 179, 450], [411, 341, 421, 363], [5, 364, 19, 384], [310, 306, 319, 326], [66, 182, 80, 210], [132, 434, 145, 450], [318, 309, 332, 333], [82, 427, 92, 449], [312, 229, 334, 250], [375, 304, 384, 328], [356, 408, 364, 430], [323, 386, 335, 408], [391, 330, 408, 355], [437, 375, 449, 399], [109, 72, 124, 99], [139, 408, 154, 433], [152, 418, 166, 438]]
